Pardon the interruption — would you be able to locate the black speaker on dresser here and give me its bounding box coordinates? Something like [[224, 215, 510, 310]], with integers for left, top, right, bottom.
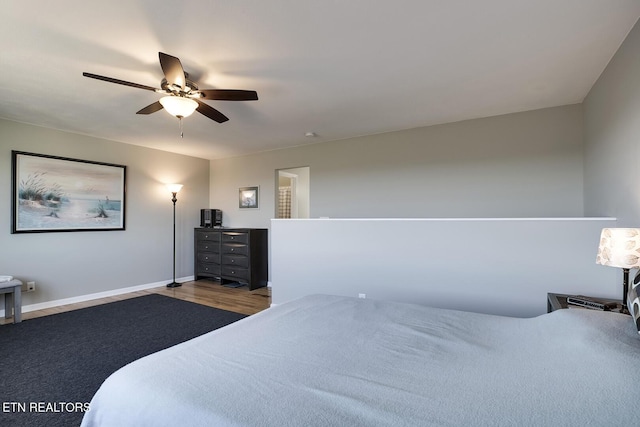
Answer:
[[201, 209, 222, 227]]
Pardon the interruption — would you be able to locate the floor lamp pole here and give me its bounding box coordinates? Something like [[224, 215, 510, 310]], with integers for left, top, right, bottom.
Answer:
[[167, 186, 182, 288]]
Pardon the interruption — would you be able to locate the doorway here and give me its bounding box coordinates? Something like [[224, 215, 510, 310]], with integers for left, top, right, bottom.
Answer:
[[276, 167, 310, 218]]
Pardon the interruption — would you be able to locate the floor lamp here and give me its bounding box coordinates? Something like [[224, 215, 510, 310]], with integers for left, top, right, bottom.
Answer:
[[167, 184, 183, 288]]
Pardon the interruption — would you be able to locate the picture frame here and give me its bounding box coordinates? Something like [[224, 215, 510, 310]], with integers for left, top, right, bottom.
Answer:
[[239, 186, 259, 209], [11, 151, 126, 233]]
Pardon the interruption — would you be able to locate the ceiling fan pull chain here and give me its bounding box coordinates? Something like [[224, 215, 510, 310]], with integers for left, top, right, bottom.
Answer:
[[179, 116, 184, 138]]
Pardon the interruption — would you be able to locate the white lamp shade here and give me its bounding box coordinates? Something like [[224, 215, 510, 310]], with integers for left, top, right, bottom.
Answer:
[[596, 228, 640, 268], [159, 96, 198, 118], [166, 184, 183, 194]]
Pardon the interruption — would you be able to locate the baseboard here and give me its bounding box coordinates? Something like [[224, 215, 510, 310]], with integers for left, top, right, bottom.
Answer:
[[0, 276, 195, 318]]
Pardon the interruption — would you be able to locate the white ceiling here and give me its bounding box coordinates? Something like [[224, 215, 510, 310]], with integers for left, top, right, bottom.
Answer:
[[1, 1, 639, 160]]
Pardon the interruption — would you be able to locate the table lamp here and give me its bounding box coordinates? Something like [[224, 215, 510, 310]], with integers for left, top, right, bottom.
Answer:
[[596, 228, 640, 312]]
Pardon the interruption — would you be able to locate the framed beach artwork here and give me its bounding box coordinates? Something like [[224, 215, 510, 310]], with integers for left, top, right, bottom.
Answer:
[[239, 186, 259, 209], [11, 151, 126, 233]]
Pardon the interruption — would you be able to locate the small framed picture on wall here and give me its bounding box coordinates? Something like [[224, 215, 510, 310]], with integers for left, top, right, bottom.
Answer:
[[239, 186, 259, 209]]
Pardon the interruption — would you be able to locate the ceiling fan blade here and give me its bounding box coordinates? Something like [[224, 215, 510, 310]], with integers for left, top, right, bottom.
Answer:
[[159, 52, 185, 91], [82, 72, 157, 91], [136, 101, 164, 115], [196, 100, 229, 123], [200, 89, 258, 101]]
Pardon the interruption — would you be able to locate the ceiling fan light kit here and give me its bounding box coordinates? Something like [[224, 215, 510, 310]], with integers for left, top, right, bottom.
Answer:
[[159, 96, 198, 118], [83, 52, 258, 136]]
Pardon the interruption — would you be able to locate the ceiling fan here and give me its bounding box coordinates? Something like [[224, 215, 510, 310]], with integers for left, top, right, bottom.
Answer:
[[83, 52, 258, 135]]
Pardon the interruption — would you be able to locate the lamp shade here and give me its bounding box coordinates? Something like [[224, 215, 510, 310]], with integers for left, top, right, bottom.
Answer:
[[596, 228, 640, 268], [159, 96, 198, 118], [166, 184, 183, 194]]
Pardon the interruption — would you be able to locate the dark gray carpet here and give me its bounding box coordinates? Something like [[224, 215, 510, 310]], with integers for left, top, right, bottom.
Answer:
[[0, 294, 247, 427]]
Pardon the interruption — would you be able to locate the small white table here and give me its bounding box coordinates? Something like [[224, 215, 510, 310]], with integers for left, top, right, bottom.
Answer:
[[0, 279, 22, 323]]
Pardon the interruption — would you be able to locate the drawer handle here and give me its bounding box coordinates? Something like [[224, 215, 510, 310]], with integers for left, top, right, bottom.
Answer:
[[231, 259, 235, 263], [231, 248, 234, 252], [204, 235, 208, 238], [205, 256, 209, 260]]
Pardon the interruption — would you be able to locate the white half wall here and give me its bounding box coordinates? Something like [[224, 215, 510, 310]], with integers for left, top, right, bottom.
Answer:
[[271, 218, 618, 317]]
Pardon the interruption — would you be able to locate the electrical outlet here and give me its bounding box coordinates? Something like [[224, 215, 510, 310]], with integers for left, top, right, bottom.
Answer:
[[27, 281, 36, 292], [358, 293, 366, 299]]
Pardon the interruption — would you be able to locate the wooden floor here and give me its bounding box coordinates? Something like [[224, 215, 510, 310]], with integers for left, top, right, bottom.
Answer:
[[1, 279, 271, 325]]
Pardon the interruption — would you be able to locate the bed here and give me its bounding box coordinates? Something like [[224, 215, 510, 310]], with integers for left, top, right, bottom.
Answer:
[[81, 294, 640, 426]]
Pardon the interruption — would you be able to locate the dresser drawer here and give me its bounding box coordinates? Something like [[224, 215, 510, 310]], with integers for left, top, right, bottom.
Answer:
[[222, 232, 248, 244], [197, 241, 219, 253], [197, 263, 221, 276], [221, 243, 248, 256], [222, 266, 249, 281], [196, 231, 221, 242], [222, 254, 249, 268], [197, 253, 219, 264]]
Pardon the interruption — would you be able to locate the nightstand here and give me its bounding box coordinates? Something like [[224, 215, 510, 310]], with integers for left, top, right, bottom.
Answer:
[[547, 293, 624, 314]]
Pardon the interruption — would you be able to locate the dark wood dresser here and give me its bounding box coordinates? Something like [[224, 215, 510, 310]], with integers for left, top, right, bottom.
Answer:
[[194, 228, 268, 290]]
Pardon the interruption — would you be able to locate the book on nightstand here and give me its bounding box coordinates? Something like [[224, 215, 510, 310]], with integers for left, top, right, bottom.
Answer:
[[566, 295, 618, 311]]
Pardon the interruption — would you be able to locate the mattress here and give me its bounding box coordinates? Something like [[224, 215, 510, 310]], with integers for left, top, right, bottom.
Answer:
[[81, 294, 640, 426]]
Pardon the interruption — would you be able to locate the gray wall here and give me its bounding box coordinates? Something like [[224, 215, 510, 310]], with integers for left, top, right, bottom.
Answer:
[[0, 119, 209, 308], [211, 104, 585, 228], [584, 19, 640, 226]]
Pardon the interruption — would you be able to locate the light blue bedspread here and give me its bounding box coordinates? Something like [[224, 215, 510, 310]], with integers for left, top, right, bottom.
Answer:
[[81, 294, 640, 426]]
